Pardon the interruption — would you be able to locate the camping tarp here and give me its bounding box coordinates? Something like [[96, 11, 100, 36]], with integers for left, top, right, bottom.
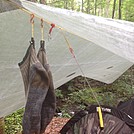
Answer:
[[0, 0, 134, 117]]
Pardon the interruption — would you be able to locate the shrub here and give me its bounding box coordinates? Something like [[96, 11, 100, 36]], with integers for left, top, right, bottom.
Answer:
[[5, 108, 24, 134]]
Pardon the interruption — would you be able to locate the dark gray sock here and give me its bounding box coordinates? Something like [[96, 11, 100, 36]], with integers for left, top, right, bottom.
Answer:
[[22, 62, 50, 134], [19, 39, 50, 134], [37, 40, 56, 133], [18, 38, 38, 98]]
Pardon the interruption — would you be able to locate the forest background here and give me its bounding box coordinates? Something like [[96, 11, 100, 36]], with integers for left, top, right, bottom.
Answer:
[[35, 0, 134, 22], [2, 0, 134, 133]]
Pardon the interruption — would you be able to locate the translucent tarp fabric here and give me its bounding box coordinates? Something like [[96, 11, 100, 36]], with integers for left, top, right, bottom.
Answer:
[[0, 0, 134, 117]]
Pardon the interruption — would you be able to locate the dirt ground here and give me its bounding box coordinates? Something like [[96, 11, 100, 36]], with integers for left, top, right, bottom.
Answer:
[[44, 117, 69, 134]]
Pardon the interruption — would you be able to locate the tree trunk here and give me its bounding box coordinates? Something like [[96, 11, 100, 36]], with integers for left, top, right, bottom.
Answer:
[[0, 118, 5, 134], [105, 0, 110, 17], [71, 0, 75, 10], [119, 0, 122, 19], [112, 0, 116, 19], [81, 0, 84, 12], [40, 0, 47, 5], [101, 0, 105, 17], [27, 0, 37, 2], [64, 0, 68, 9], [94, 0, 97, 15], [86, 0, 90, 14]]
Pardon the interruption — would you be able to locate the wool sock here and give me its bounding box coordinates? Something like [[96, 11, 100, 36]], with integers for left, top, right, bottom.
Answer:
[[37, 40, 56, 133], [22, 62, 50, 134], [19, 39, 50, 134], [18, 38, 38, 98]]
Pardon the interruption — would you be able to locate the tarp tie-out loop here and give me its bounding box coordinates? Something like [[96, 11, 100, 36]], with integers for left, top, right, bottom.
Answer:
[[30, 14, 34, 38], [41, 18, 44, 41]]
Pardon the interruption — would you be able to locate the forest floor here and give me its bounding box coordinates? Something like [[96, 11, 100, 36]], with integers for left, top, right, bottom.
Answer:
[[44, 117, 69, 134], [43, 77, 106, 134]]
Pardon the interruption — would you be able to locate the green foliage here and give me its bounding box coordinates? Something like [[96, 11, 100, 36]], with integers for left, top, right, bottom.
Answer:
[[46, 0, 134, 22], [55, 89, 64, 99], [122, 0, 134, 21], [67, 87, 118, 106], [61, 110, 71, 118], [5, 108, 24, 134], [68, 88, 101, 104], [99, 91, 117, 106], [112, 74, 134, 100], [57, 66, 134, 112]]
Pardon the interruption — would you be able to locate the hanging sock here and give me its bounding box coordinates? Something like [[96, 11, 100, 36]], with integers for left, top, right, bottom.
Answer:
[[19, 39, 50, 134], [23, 62, 50, 134], [18, 37, 37, 98], [37, 40, 56, 133]]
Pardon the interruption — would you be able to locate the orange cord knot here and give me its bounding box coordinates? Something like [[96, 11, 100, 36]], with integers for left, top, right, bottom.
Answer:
[[30, 14, 34, 24], [69, 47, 75, 58], [41, 19, 44, 28]]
